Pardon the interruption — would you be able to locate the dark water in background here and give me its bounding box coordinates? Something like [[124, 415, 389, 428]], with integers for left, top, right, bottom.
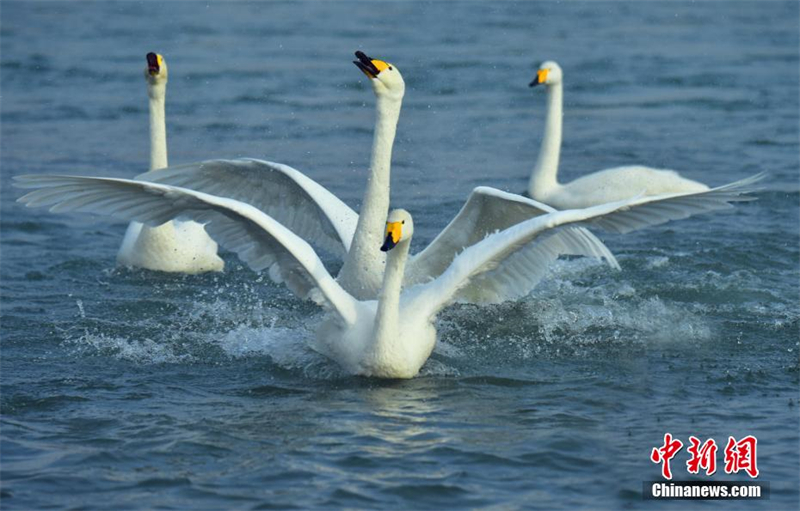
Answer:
[[1, 1, 798, 510]]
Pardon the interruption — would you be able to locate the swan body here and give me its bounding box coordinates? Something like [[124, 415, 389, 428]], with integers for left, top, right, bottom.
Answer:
[[314, 210, 435, 378], [117, 52, 222, 273], [526, 60, 756, 209], [537, 165, 709, 210], [15, 173, 762, 377]]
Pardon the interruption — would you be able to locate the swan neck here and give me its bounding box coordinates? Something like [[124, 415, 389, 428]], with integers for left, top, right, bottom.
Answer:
[[337, 95, 402, 297], [361, 96, 401, 223], [373, 240, 410, 346], [530, 82, 562, 195], [148, 84, 168, 170]]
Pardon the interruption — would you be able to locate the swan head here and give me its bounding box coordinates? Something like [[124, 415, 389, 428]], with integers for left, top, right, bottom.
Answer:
[[380, 209, 413, 252], [144, 52, 168, 86], [529, 61, 562, 87], [353, 51, 405, 100]]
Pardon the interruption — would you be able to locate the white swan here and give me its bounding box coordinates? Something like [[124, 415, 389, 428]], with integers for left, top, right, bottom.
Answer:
[[116, 52, 223, 273], [527, 60, 764, 209], [15, 176, 699, 378]]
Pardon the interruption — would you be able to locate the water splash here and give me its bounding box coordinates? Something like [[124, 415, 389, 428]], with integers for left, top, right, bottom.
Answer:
[[66, 332, 194, 364], [59, 258, 743, 376]]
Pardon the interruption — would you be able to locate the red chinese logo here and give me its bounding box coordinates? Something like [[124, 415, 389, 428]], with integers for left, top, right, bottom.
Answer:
[[651, 433, 683, 480], [651, 434, 759, 479], [724, 435, 759, 478]]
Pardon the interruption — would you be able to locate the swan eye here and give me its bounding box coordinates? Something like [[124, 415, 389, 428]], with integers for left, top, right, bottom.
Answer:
[[401, 220, 405, 224], [388, 66, 393, 71]]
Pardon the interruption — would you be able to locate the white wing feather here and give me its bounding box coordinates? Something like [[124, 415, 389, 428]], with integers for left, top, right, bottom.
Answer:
[[451, 226, 615, 304], [405, 186, 619, 285], [15, 175, 358, 324], [586, 173, 765, 234], [135, 158, 358, 256]]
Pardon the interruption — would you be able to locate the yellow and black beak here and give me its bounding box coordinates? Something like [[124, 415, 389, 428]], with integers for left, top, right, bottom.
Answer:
[[380, 221, 403, 252], [146, 52, 160, 76], [353, 50, 388, 79], [529, 68, 549, 87]]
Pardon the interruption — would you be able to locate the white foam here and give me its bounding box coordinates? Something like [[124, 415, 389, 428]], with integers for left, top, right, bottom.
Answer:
[[67, 333, 193, 364], [646, 256, 670, 269], [213, 323, 333, 373]]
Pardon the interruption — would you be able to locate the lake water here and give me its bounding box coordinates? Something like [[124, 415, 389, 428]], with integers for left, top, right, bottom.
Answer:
[[1, 2, 798, 510]]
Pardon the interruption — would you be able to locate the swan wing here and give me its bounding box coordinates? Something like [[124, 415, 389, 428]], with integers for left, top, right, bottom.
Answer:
[[405, 186, 618, 286], [136, 158, 358, 256], [15, 175, 358, 324], [404, 197, 650, 316], [586, 172, 765, 234]]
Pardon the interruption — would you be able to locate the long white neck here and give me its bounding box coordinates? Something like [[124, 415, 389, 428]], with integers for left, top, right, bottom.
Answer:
[[148, 83, 168, 170], [372, 239, 410, 348], [337, 95, 402, 298], [528, 82, 562, 196]]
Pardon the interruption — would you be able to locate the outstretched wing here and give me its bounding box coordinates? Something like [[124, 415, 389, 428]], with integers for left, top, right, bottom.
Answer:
[[404, 172, 763, 287], [405, 182, 757, 317], [404, 198, 642, 318], [585, 172, 765, 234], [404, 186, 619, 286], [136, 158, 358, 256], [15, 175, 358, 324]]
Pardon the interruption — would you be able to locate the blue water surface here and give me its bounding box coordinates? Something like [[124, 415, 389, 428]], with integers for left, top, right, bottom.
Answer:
[[1, 2, 798, 510]]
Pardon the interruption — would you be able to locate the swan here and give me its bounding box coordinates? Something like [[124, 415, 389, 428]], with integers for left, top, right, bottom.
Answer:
[[526, 60, 763, 209], [14, 176, 708, 378], [116, 52, 223, 273]]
